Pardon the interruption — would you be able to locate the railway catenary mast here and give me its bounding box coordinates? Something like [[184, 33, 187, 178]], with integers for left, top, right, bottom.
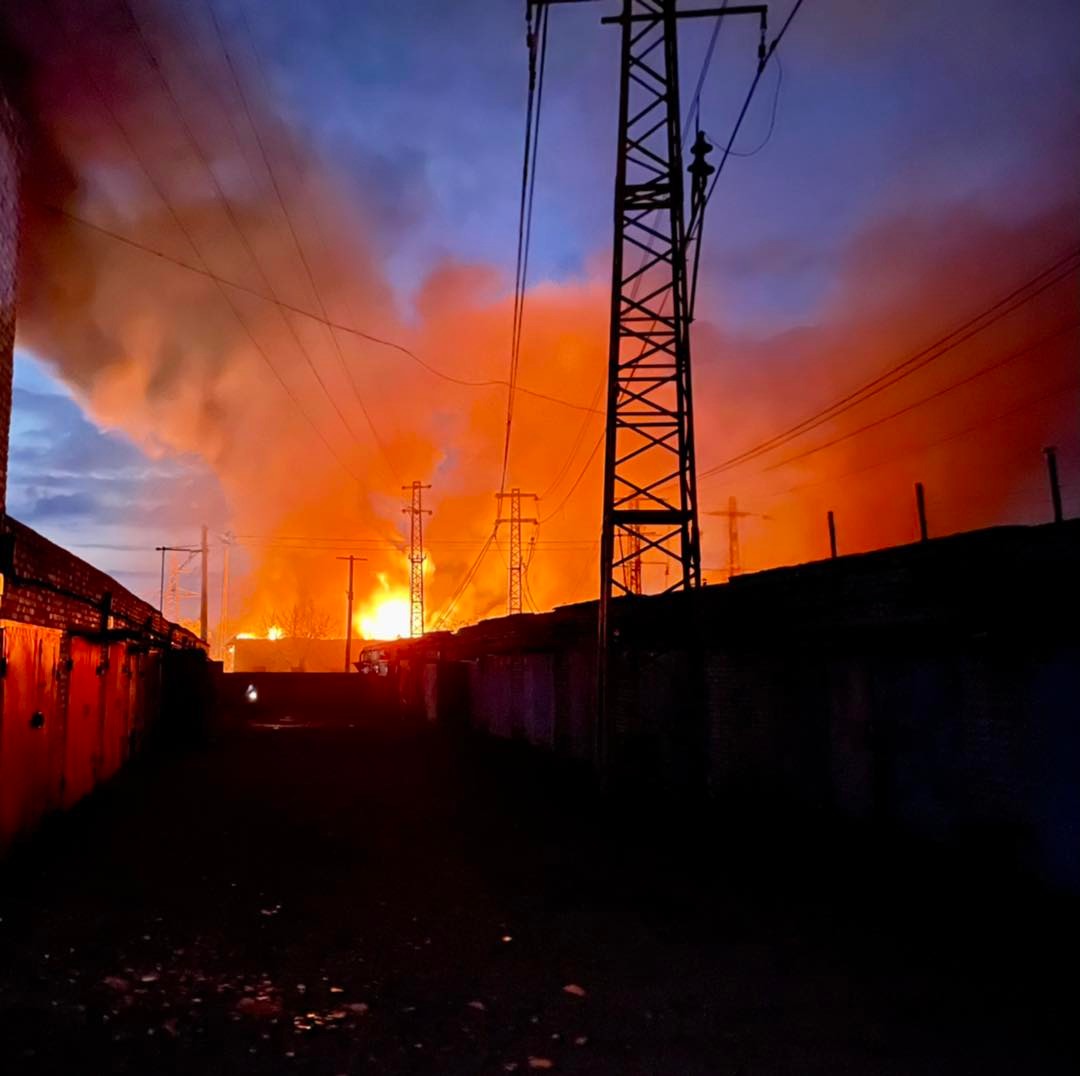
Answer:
[[527, 0, 767, 774]]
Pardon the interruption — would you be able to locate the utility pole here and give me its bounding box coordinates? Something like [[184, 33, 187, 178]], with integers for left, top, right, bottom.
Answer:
[[218, 531, 234, 661], [402, 481, 432, 637], [915, 481, 929, 542], [336, 555, 367, 672], [200, 524, 209, 643], [1044, 446, 1064, 523], [827, 510, 838, 559], [496, 489, 539, 616]]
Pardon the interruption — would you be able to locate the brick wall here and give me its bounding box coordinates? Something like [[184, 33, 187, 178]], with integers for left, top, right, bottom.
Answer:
[[1, 516, 204, 646]]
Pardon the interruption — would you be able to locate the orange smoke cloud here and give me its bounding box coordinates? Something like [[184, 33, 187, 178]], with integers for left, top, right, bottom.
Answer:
[[4, 0, 1078, 641]]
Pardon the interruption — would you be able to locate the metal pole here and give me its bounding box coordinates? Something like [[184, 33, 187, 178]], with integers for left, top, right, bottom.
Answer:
[[827, 510, 837, 559], [344, 556, 354, 673], [218, 533, 232, 661], [1044, 446, 1064, 523], [156, 546, 166, 612], [200, 525, 209, 642], [335, 555, 367, 669], [915, 482, 928, 542]]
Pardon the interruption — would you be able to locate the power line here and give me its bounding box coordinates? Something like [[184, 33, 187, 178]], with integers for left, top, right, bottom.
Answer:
[[45, 0, 365, 484], [532, 0, 747, 511], [696, 247, 1080, 480], [500, 1, 551, 494], [687, 0, 809, 314], [712, 53, 783, 160], [763, 373, 1079, 502], [539, 429, 604, 524], [760, 319, 1079, 474], [202, 0, 402, 484], [117, 0, 374, 465], [433, 526, 500, 630], [41, 205, 602, 418]]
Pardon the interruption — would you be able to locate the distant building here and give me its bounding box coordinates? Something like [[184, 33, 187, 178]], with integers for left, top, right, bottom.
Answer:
[[231, 636, 350, 673]]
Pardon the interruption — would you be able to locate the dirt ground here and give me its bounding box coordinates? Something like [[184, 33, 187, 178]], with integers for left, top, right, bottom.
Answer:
[[0, 725, 1075, 1074]]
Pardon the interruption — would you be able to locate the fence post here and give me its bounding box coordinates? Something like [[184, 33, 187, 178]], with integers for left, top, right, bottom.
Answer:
[[1044, 446, 1064, 524], [915, 482, 928, 542]]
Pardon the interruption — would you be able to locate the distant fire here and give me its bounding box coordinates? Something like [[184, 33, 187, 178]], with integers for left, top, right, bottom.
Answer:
[[358, 573, 411, 640], [5, 0, 1077, 641]]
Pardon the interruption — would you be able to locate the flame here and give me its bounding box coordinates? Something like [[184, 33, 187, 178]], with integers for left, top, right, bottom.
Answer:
[[266, 625, 284, 641], [358, 596, 411, 640]]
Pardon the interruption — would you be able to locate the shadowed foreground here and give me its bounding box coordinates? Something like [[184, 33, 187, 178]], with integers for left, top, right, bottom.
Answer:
[[0, 726, 1075, 1074]]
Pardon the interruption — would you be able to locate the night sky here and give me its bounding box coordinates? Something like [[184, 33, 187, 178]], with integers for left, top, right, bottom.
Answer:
[[5, 0, 1079, 633]]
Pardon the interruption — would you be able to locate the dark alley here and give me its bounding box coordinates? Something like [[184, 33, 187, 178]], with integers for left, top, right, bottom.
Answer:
[[1, 723, 1075, 1075]]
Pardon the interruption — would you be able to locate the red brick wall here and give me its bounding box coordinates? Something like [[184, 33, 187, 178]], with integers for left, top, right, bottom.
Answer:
[[2, 516, 204, 647]]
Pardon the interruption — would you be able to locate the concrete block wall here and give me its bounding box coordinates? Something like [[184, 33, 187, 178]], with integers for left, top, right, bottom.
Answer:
[[389, 522, 1080, 893]]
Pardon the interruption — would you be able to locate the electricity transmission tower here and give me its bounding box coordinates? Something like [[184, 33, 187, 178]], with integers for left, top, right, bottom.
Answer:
[[496, 489, 539, 616], [403, 481, 431, 637], [161, 548, 199, 624], [530, 0, 767, 772], [704, 497, 771, 579]]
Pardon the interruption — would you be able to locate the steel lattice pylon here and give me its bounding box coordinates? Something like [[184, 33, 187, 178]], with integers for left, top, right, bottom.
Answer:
[[497, 488, 538, 616], [403, 481, 431, 637], [599, 0, 701, 645]]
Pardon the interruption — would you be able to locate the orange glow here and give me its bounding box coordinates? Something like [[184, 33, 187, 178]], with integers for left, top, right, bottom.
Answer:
[[10, 3, 1075, 633], [359, 596, 410, 640]]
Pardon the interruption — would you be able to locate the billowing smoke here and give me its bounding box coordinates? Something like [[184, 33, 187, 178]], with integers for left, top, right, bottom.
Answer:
[[3, 0, 1078, 640]]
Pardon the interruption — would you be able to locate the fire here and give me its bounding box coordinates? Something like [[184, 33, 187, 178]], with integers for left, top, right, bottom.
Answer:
[[266, 625, 284, 641], [359, 597, 411, 640]]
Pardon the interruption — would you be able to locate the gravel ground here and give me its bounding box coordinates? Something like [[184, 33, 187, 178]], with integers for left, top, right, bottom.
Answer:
[[0, 725, 1075, 1074]]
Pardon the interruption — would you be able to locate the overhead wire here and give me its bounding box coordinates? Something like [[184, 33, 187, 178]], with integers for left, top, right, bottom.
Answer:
[[695, 246, 1080, 480], [760, 318, 1080, 474], [686, 0, 808, 317], [433, 526, 500, 630], [437, 3, 549, 626], [47, 0, 366, 484], [500, 0, 550, 495], [116, 0, 374, 466], [44, 206, 601, 416], [761, 373, 1080, 502], [534, 1, 739, 513], [202, 0, 402, 484]]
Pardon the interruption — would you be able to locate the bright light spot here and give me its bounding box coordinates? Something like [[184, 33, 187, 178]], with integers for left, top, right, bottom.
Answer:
[[245, 684, 259, 703], [359, 598, 410, 640], [266, 625, 284, 641], [236, 632, 257, 640]]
